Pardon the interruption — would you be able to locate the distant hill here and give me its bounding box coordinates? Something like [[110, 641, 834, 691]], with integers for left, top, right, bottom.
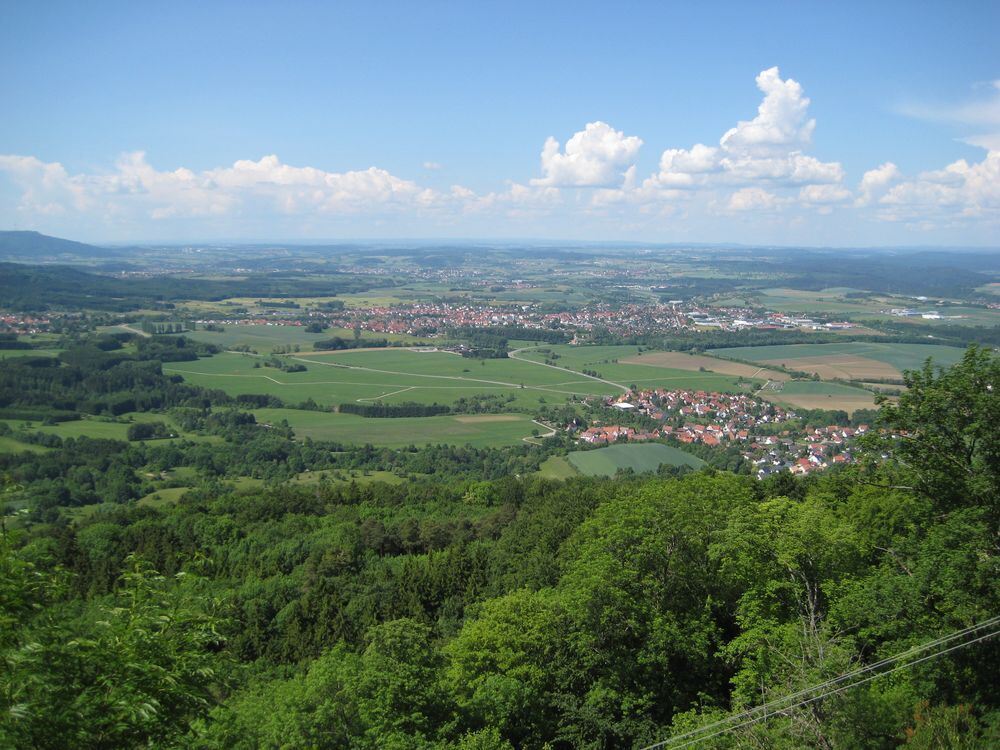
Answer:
[[0, 230, 119, 259], [0, 262, 379, 312]]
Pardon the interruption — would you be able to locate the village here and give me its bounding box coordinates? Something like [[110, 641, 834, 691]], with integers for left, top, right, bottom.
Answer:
[[191, 299, 856, 339], [575, 387, 868, 479]]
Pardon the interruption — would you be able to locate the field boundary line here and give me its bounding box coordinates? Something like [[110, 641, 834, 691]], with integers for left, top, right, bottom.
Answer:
[[356, 386, 416, 402], [164, 367, 285, 384], [507, 346, 629, 392]]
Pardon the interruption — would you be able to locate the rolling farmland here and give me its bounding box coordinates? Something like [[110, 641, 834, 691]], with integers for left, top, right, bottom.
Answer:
[[709, 342, 966, 380], [619, 350, 789, 381], [164, 348, 621, 410], [166, 345, 755, 414], [511, 344, 755, 392]]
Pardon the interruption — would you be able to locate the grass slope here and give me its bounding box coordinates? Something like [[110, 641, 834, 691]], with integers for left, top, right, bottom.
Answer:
[[567, 443, 705, 477]]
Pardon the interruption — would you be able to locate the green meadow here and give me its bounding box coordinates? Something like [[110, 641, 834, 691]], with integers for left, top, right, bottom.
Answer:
[[536, 455, 579, 480], [165, 345, 754, 415], [177, 325, 328, 350], [738, 287, 880, 314], [567, 443, 706, 476], [164, 348, 622, 409]]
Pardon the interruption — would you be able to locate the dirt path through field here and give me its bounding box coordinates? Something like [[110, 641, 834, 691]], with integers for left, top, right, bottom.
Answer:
[[508, 346, 629, 392]]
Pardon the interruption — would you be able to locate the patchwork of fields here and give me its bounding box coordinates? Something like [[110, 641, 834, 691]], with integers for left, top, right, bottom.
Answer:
[[619, 350, 789, 381], [709, 342, 965, 381], [156, 344, 761, 447], [2, 338, 968, 452], [164, 348, 619, 411], [511, 345, 755, 392], [166, 345, 756, 412]]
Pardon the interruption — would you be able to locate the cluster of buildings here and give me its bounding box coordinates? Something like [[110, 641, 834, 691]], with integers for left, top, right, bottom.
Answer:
[[689, 308, 856, 332], [324, 303, 542, 336], [0, 313, 52, 335], [750, 423, 868, 478], [575, 388, 867, 479], [190, 298, 858, 340], [191, 317, 307, 328], [320, 301, 859, 338], [882, 307, 967, 321]]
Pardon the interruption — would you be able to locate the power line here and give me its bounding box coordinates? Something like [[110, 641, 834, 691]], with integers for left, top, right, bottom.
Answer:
[[640, 615, 1000, 750], [664, 628, 1000, 750], [642, 615, 1000, 750]]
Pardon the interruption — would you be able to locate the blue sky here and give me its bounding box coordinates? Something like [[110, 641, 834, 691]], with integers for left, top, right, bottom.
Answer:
[[1, 0, 997, 245]]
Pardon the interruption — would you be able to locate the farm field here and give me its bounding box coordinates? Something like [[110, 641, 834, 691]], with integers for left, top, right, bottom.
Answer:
[[759, 380, 878, 414], [172, 325, 328, 350], [710, 342, 966, 380], [512, 345, 754, 392], [536, 455, 579, 480], [567, 443, 705, 477], [619, 350, 789, 381], [311, 328, 432, 346], [856, 307, 1000, 328], [172, 323, 432, 350], [742, 287, 880, 314], [327, 287, 437, 308], [165, 348, 623, 410], [254, 408, 540, 448]]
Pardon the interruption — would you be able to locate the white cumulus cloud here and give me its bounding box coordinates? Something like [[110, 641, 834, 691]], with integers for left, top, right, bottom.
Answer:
[[727, 187, 784, 212], [877, 149, 1000, 225], [0, 152, 451, 222], [855, 162, 901, 206], [720, 66, 816, 153], [645, 67, 844, 194], [531, 121, 643, 188]]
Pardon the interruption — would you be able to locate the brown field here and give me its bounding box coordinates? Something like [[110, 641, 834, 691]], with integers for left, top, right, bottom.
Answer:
[[761, 354, 900, 381], [622, 351, 790, 381], [452, 414, 525, 423], [765, 393, 879, 415]]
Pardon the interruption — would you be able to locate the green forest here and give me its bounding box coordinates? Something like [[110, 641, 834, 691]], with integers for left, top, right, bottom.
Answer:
[[1, 346, 998, 748]]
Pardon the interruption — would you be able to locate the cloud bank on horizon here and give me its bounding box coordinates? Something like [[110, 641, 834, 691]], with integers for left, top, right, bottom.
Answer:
[[1, 67, 997, 243]]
